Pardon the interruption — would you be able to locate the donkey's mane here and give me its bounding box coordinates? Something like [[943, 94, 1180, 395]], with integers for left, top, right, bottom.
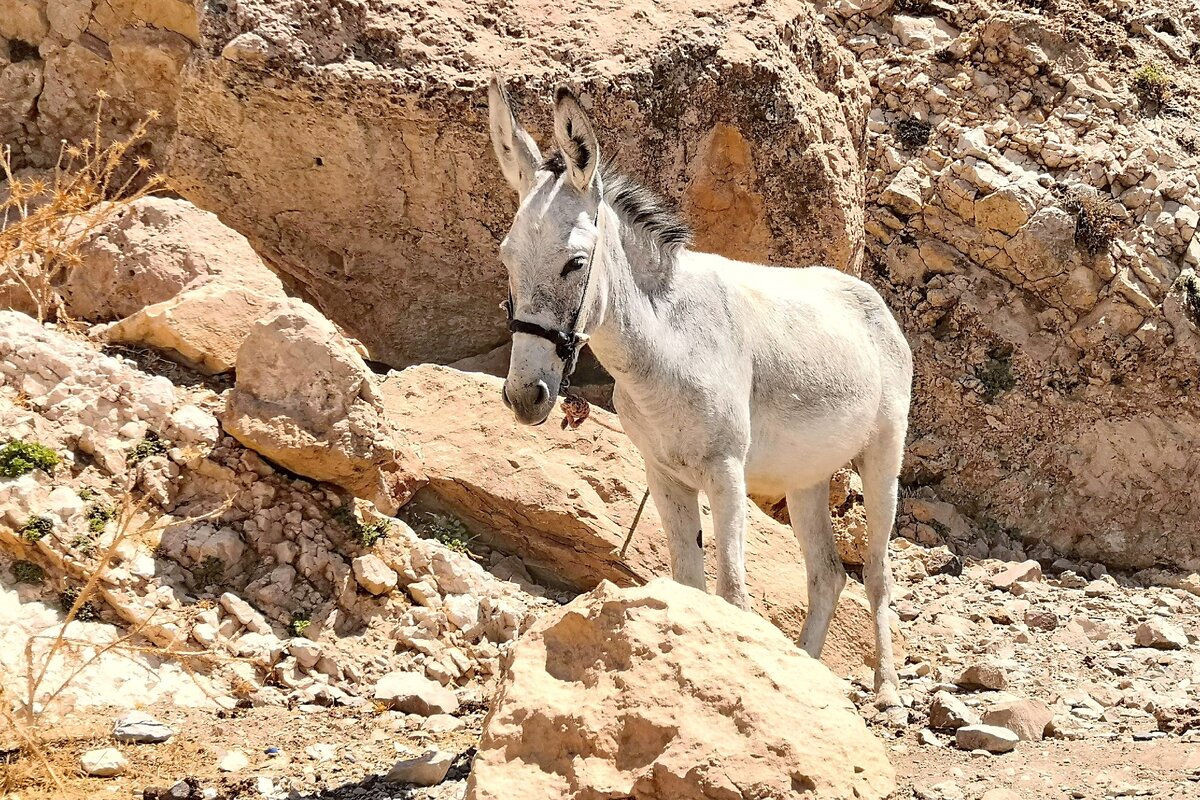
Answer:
[[542, 151, 692, 253]]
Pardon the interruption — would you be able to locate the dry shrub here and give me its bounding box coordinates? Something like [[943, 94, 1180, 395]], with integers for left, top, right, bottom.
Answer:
[[1, 92, 167, 322], [1063, 189, 1120, 255], [1, 481, 236, 795], [1131, 63, 1172, 107]]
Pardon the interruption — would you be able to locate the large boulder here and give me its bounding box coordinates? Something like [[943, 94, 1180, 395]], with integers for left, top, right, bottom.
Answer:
[[466, 578, 895, 800], [170, 0, 869, 367], [221, 302, 425, 515], [382, 365, 888, 673], [57, 197, 283, 322]]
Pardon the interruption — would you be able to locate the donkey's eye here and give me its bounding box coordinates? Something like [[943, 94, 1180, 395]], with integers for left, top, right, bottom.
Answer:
[[560, 256, 586, 277]]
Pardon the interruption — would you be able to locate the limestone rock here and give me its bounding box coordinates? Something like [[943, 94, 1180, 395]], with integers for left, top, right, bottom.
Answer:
[[58, 197, 282, 322], [892, 16, 958, 50], [929, 691, 980, 730], [466, 579, 895, 800], [171, 0, 870, 367], [881, 165, 931, 216], [221, 301, 425, 515], [218, 750, 250, 772], [374, 671, 459, 715], [955, 724, 1019, 754], [103, 281, 289, 375], [1135, 619, 1188, 650], [381, 365, 888, 673], [353, 554, 398, 596], [986, 560, 1043, 591], [982, 699, 1054, 742], [385, 750, 454, 786], [955, 662, 1009, 691], [113, 710, 173, 743], [80, 748, 128, 777]]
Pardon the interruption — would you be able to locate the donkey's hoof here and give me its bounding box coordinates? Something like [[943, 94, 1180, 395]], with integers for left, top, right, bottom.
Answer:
[[874, 686, 905, 724]]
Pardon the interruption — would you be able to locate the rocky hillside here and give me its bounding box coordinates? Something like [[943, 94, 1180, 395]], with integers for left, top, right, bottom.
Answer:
[[3, 0, 1200, 798]]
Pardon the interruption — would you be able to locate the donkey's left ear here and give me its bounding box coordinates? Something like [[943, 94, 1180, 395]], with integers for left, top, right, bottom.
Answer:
[[553, 85, 599, 193]]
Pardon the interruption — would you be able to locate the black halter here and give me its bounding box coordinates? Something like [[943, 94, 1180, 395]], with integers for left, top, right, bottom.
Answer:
[[503, 211, 601, 393]]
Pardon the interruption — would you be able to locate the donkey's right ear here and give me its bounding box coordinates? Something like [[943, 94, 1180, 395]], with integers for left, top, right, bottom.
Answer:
[[488, 76, 542, 198]]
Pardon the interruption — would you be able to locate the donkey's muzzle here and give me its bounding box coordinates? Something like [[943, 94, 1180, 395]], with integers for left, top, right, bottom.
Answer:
[[504, 379, 554, 426]]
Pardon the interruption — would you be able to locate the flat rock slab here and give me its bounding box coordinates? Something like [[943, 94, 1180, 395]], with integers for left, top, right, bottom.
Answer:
[[956, 724, 1019, 754], [113, 710, 174, 743], [374, 670, 459, 715], [386, 750, 455, 786]]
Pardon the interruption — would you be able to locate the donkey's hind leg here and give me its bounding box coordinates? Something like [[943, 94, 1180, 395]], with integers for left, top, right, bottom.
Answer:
[[786, 481, 847, 659], [856, 425, 905, 712]]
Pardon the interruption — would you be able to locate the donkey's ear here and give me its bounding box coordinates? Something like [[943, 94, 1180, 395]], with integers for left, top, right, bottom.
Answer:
[[552, 85, 599, 193], [488, 76, 541, 198]]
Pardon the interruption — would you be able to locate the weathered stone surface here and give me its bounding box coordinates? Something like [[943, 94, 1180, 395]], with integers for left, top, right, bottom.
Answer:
[[170, 0, 869, 367], [955, 724, 1019, 754], [929, 690, 980, 730], [1135, 619, 1188, 650], [374, 671, 459, 716], [955, 662, 1009, 691], [467, 579, 895, 800], [103, 281, 289, 374], [80, 747, 128, 777], [382, 365, 887, 673], [58, 197, 283, 323], [982, 698, 1053, 742], [385, 751, 454, 786], [221, 302, 425, 515], [352, 554, 398, 596], [113, 710, 174, 743]]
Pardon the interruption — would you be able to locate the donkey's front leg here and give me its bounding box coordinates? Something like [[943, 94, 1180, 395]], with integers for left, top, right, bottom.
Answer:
[[705, 458, 751, 611], [646, 466, 705, 590]]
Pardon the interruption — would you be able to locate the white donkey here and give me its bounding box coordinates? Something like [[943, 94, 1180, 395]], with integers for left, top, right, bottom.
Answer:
[[487, 78, 913, 711]]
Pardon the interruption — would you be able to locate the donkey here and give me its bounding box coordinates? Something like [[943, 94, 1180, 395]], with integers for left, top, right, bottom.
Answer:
[[487, 78, 913, 712]]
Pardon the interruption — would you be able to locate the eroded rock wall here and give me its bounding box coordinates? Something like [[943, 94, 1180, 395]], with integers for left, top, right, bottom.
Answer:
[[167, 0, 870, 366], [0, 0, 196, 169]]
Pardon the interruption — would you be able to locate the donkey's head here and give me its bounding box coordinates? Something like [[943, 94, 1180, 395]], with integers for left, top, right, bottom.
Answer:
[[488, 77, 602, 426]]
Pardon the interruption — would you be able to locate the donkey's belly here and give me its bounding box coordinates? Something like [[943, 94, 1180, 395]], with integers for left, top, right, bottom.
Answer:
[[743, 411, 872, 495]]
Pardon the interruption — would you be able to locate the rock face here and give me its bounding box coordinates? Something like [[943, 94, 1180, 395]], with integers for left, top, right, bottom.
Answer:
[[221, 302, 425, 515], [0, 0, 195, 171], [58, 197, 284, 323], [467, 579, 895, 800], [826, 0, 1200, 570], [382, 365, 886, 673], [169, 0, 869, 366]]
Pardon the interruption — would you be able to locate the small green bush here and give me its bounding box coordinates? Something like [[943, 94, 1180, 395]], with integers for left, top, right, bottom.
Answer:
[[976, 354, 1016, 403], [331, 504, 393, 548], [127, 431, 168, 466], [0, 440, 59, 478], [1131, 63, 1172, 106], [59, 587, 100, 621], [289, 616, 311, 637], [193, 555, 225, 588], [86, 503, 114, 534], [420, 513, 473, 554], [12, 559, 44, 584], [20, 515, 54, 543]]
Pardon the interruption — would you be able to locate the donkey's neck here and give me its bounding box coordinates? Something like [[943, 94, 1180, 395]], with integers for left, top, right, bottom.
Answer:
[[585, 208, 680, 383]]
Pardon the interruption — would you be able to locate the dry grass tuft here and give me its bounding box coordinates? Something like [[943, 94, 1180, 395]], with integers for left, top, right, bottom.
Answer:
[[1063, 189, 1121, 255], [1, 94, 167, 322], [1131, 62, 1172, 107]]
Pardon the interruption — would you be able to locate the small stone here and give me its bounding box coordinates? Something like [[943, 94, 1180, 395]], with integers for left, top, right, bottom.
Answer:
[[288, 637, 323, 669], [954, 662, 1008, 691], [384, 750, 454, 786], [1023, 607, 1058, 631], [929, 691, 979, 729], [1135, 619, 1188, 650], [955, 724, 1019, 753], [80, 747, 127, 777], [374, 671, 459, 715], [305, 743, 337, 762], [353, 554, 398, 595], [918, 728, 941, 747], [218, 750, 250, 772], [424, 713, 464, 734], [982, 698, 1054, 741], [113, 710, 174, 743], [986, 560, 1042, 591], [1083, 579, 1113, 597]]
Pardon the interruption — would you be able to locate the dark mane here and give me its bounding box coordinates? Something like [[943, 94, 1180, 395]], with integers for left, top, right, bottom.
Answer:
[[541, 151, 692, 253]]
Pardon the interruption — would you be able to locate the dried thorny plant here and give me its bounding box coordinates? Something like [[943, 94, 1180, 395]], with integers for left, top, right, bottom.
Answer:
[[1, 478, 237, 795], [0, 92, 166, 322], [1063, 188, 1121, 255]]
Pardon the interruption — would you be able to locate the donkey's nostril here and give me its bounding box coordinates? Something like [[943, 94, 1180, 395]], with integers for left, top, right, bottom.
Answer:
[[534, 381, 549, 406], [501, 383, 513, 409]]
